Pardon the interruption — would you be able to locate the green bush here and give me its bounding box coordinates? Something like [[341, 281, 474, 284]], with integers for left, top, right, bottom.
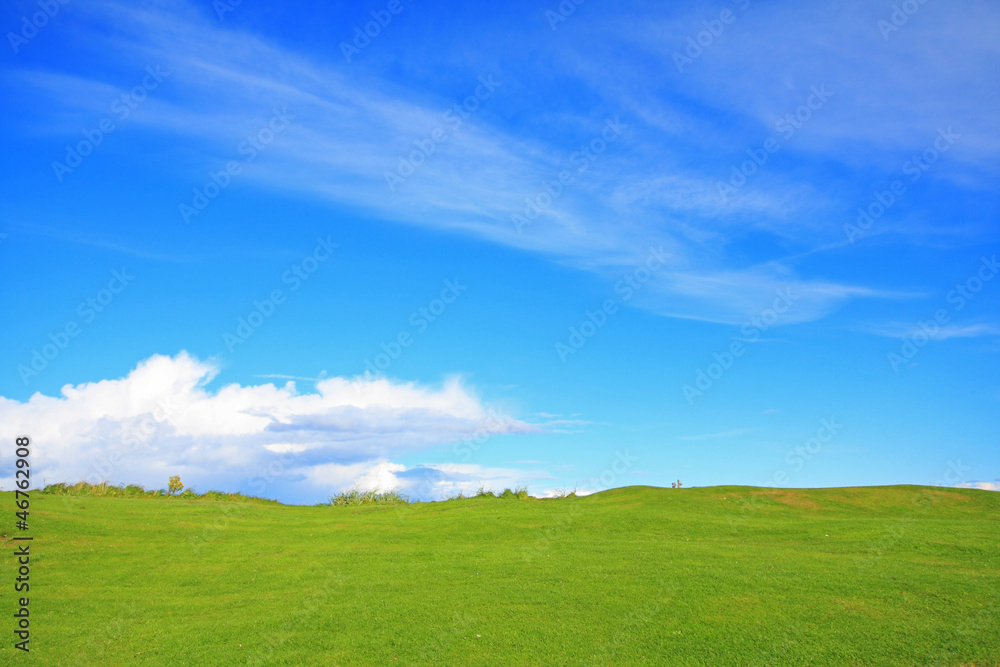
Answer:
[[40, 481, 277, 504], [328, 488, 409, 506]]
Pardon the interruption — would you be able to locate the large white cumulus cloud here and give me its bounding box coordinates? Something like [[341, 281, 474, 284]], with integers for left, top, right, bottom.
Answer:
[[0, 352, 539, 502]]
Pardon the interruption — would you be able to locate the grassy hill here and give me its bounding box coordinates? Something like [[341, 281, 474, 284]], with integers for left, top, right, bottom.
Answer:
[[1, 485, 998, 665]]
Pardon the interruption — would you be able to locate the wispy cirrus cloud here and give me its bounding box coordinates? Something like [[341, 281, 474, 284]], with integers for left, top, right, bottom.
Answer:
[[678, 427, 754, 441], [6, 0, 962, 326], [863, 322, 1000, 341]]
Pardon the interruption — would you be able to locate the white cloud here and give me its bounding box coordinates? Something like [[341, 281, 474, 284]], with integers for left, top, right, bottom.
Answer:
[[956, 480, 1000, 492], [301, 459, 554, 501], [0, 353, 539, 502]]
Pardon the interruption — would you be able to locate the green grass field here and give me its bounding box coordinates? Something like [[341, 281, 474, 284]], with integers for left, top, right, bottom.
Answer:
[[1, 485, 998, 665]]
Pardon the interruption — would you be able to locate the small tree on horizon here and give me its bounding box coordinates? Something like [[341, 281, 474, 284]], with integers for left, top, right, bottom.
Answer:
[[168, 475, 184, 495]]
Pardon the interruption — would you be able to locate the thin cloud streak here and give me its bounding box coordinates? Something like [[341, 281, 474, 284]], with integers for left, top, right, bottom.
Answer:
[[9, 0, 944, 326]]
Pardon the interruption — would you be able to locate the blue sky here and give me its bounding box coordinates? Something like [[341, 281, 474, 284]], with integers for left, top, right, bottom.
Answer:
[[0, 0, 998, 503]]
